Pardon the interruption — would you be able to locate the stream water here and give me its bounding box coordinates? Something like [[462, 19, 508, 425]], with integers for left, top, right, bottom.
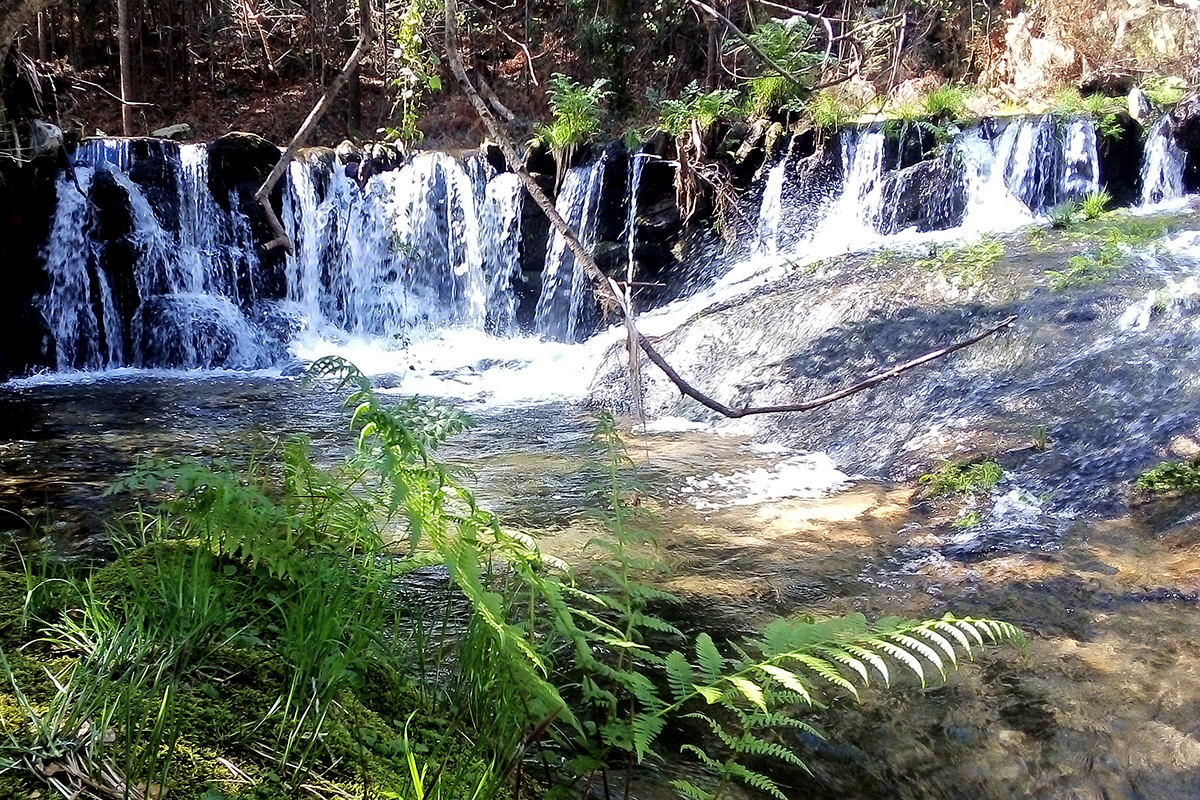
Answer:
[[4, 114, 1200, 797]]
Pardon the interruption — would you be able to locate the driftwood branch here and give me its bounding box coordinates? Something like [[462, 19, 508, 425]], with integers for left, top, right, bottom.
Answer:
[[444, 0, 1016, 420], [254, 0, 375, 254], [636, 316, 1016, 418]]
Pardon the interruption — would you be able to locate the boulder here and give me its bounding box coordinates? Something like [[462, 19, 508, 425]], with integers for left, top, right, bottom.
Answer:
[[151, 123, 192, 141], [876, 152, 967, 235], [1167, 94, 1200, 192]]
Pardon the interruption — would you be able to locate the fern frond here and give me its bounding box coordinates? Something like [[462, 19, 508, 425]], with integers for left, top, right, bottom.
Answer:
[[666, 650, 694, 703], [695, 634, 725, 683]]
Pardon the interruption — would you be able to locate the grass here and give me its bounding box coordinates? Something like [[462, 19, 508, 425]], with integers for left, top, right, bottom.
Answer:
[[1080, 189, 1111, 221], [919, 459, 1003, 498], [914, 237, 1005, 285]]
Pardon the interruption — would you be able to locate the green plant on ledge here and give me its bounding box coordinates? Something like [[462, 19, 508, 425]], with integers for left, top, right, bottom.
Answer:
[[535, 73, 611, 186], [920, 459, 1003, 498], [1133, 456, 1200, 498], [1080, 189, 1112, 221]]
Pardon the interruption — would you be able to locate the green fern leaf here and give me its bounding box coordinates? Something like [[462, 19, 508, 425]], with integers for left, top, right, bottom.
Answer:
[[930, 618, 974, 654], [723, 760, 788, 800], [756, 664, 813, 704], [842, 644, 890, 686], [872, 639, 927, 687], [669, 779, 716, 800], [893, 634, 946, 679], [696, 633, 724, 683], [666, 650, 694, 702], [795, 654, 858, 698], [729, 676, 767, 711], [695, 685, 724, 704], [914, 627, 959, 667]]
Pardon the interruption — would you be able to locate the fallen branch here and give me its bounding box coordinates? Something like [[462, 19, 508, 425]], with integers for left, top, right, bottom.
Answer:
[[636, 316, 1017, 418], [253, 0, 375, 253]]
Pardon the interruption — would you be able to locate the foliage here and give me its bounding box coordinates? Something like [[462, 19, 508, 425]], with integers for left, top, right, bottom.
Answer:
[[921, 85, 970, 123], [920, 459, 1003, 498], [739, 19, 822, 118], [1045, 240, 1123, 289], [384, 0, 443, 143], [655, 82, 740, 138], [914, 237, 1005, 285], [1141, 75, 1187, 107], [1133, 456, 1200, 498], [535, 72, 611, 176], [0, 360, 1024, 800], [808, 89, 855, 136], [1080, 189, 1111, 220], [1047, 201, 1077, 229]]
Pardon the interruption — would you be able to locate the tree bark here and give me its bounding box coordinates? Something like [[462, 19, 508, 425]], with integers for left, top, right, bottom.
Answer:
[[254, 0, 375, 253], [117, 0, 133, 135]]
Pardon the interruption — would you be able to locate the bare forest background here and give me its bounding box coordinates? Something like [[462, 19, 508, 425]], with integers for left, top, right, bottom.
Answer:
[[0, 0, 1197, 150]]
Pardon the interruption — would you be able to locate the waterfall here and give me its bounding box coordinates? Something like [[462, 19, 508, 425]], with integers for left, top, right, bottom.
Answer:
[[754, 159, 787, 255], [1061, 119, 1099, 200], [533, 159, 607, 342], [1141, 116, 1186, 205], [40, 167, 101, 370], [284, 152, 520, 339], [625, 150, 647, 286]]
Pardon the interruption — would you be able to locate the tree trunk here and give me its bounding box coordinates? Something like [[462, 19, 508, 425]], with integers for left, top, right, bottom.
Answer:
[[117, 0, 133, 135]]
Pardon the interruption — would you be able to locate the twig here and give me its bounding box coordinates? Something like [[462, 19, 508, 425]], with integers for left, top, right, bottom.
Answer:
[[70, 77, 157, 108], [636, 316, 1017, 418]]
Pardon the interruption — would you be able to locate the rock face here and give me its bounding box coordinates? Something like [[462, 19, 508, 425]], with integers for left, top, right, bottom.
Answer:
[[876, 150, 967, 234], [1169, 95, 1200, 193], [589, 211, 1200, 520]]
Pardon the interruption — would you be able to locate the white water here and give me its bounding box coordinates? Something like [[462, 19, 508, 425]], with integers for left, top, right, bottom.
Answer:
[[1142, 116, 1187, 205], [28, 118, 1195, 403], [534, 159, 607, 342]]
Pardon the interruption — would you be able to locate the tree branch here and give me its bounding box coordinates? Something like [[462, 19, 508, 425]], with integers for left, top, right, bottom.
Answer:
[[253, 0, 375, 254], [686, 0, 809, 91], [636, 316, 1016, 418]]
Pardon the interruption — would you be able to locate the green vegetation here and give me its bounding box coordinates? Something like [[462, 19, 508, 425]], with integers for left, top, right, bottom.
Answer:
[[655, 82, 740, 137], [1133, 456, 1200, 498], [1080, 189, 1111, 221], [740, 19, 822, 117], [1141, 75, 1187, 107], [1045, 242, 1123, 290], [920, 459, 1003, 498], [535, 73, 612, 178], [1048, 201, 1077, 230], [914, 237, 1005, 285], [0, 360, 1023, 799]]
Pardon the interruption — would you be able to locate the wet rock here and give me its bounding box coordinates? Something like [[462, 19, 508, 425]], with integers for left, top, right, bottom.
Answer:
[[1167, 95, 1200, 192], [876, 150, 967, 235], [335, 139, 363, 164], [151, 123, 192, 141], [207, 131, 280, 210], [133, 294, 265, 369]]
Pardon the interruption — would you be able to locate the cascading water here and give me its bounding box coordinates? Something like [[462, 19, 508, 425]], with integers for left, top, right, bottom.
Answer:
[[533, 159, 607, 342], [1141, 115, 1187, 205], [283, 152, 521, 339], [625, 149, 647, 287]]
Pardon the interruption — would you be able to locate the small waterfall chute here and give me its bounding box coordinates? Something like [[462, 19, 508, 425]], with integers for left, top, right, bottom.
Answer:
[[1141, 115, 1187, 205], [534, 158, 607, 342]]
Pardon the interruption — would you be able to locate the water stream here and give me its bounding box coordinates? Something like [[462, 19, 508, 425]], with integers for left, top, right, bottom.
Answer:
[[5, 114, 1200, 797]]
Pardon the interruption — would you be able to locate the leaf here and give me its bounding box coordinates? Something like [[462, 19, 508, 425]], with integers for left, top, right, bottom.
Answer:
[[695, 633, 724, 683], [695, 685, 724, 704], [666, 650, 694, 702], [756, 664, 813, 704], [729, 676, 767, 711]]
